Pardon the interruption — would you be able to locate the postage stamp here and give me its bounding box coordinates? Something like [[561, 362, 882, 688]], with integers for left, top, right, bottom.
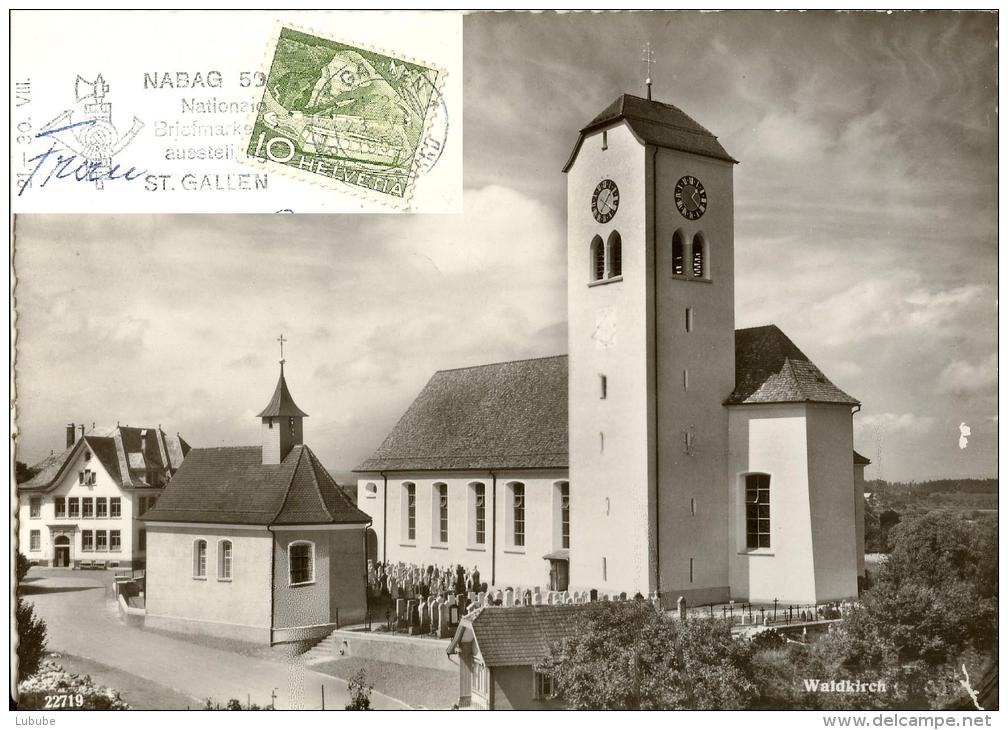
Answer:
[[243, 26, 445, 206]]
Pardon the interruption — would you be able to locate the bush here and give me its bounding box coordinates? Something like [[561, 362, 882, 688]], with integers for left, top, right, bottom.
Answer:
[[345, 668, 373, 710], [16, 599, 47, 681], [16, 552, 30, 584], [17, 661, 129, 709]]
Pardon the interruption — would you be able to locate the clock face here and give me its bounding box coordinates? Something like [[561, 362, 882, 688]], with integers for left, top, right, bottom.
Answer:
[[675, 175, 708, 220], [591, 179, 620, 223]]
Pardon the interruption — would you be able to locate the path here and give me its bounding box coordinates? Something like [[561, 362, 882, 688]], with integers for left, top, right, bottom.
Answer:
[[20, 570, 408, 710]]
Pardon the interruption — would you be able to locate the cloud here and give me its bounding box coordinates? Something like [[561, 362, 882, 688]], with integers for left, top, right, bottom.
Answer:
[[855, 412, 937, 438], [938, 355, 997, 396]]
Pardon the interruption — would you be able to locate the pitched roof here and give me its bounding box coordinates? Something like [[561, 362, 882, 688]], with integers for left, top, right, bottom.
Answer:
[[853, 450, 872, 465], [451, 605, 584, 667], [563, 93, 737, 172], [18, 426, 190, 491], [257, 363, 308, 418], [141, 444, 370, 526], [726, 325, 859, 406], [356, 356, 568, 472]]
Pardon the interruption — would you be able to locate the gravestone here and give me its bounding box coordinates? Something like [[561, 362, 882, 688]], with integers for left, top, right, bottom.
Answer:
[[677, 596, 686, 620], [504, 587, 514, 607], [589, 588, 598, 602]]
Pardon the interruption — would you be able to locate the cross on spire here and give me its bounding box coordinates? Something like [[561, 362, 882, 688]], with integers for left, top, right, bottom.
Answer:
[[642, 42, 655, 100], [277, 333, 287, 364]]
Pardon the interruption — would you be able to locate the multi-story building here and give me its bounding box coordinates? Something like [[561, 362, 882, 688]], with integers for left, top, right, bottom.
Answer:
[[17, 423, 190, 570]]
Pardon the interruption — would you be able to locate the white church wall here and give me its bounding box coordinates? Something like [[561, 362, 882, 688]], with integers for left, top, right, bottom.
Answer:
[[805, 403, 860, 601], [567, 122, 654, 597], [728, 404, 818, 604], [652, 145, 735, 604], [357, 470, 567, 589]]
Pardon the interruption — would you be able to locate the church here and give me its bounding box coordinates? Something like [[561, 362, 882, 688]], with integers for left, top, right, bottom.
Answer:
[[357, 90, 867, 607], [141, 362, 372, 647]]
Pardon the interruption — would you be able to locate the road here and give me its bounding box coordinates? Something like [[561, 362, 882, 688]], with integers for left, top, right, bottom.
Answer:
[[20, 569, 409, 710]]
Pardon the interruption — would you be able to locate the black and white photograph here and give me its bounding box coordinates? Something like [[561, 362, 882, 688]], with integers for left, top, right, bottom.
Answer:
[[9, 9, 999, 718]]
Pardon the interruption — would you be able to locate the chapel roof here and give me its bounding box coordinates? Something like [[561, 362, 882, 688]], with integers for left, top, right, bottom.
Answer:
[[562, 93, 737, 172], [257, 362, 309, 418], [140, 444, 370, 526], [18, 426, 190, 492]]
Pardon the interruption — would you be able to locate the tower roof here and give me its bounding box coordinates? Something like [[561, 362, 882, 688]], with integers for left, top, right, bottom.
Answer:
[[257, 362, 308, 418], [562, 93, 738, 172]]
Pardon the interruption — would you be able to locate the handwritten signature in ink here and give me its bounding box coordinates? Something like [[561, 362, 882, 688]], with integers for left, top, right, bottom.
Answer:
[[18, 119, 146, 196]]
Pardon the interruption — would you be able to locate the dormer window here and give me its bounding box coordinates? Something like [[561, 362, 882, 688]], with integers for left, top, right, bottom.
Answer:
[[84, 450, 91, 461]]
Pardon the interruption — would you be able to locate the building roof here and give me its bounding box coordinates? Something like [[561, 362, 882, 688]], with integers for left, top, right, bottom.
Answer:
[[360, 326, 860, 472], [141, 444, 370, 526], [257, 363, 309, 418], [448, 605, 584, 667], [562, 93, 737, 172], [853, 450, 872, 466], [356, 356, 568, 472], [18, 426, 190, 492], [726, 325, 860, 406]]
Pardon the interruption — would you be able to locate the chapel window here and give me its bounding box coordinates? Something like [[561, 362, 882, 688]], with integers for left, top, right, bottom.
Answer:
[[289, 541, 314, 585], [590, 236, 605, 282], [672, 230, 686, 276], [607, 231, 622, 278], [745, 474, 771, 549]]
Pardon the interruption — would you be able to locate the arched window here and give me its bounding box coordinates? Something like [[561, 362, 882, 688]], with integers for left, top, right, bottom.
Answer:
[[289, 541, 315, 585], [402, 482, 416, 541], [745, 474, 771, 549], [433, 482, 448, 544], [692, 232, 706, 278], [508, 482, 526, 548], [556, 481, 570, 549], [364, 482, 377, 498], [469, 482, 486, 546], [192, 539, 207, 578], [218, 540, 232, 580], [672, 230, 685, 276], [606, 231, 622, 278], [589, 235, 605, 281]]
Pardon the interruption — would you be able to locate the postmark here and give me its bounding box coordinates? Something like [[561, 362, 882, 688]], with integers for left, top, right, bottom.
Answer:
[[242, 26, 446, 208]]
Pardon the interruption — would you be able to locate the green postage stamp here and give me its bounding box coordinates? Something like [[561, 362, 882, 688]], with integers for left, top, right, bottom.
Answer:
[[245, 26, 445, 206]]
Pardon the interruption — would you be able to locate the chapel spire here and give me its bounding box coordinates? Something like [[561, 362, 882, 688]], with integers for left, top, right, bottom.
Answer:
[[258, 336, 307, 464]]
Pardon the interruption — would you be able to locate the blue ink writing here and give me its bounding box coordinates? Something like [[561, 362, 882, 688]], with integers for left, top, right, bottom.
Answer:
[[18, 119, 146, 196]]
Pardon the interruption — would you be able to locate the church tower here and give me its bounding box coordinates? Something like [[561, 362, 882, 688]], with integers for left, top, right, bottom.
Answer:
[[258, 359, 308, 465], [563, 89, 737, 604]]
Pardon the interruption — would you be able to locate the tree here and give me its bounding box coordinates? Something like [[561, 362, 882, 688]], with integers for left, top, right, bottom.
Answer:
[[15, 461, 38, 484], [16, 552, 30, 584], [537, 601, 756, 709], [16, 599, 47, 681], [345, 668, 373, 710], [827, 512, 997, 708]]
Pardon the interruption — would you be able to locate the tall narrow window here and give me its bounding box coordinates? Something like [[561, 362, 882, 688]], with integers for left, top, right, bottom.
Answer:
[[110, 530, 121, 552], [689, 557, 695, 583], [96, 531, 107, 551], [560, 482, 570, 549], [289, 541, 314, 585], [219, 540, 233, 580], [472, 482, 486, 545], [403, 483, 416, 541], [82, 498, 94, 519], [96, 498, 108, 519], [434, 483, 449, 543], [745, 474, 771, 549], [29, 530, 40, 551], [82, 530, 93, 552], [54, 498, 66, 518], [110, 498, 121, 518], [692, 232, 706, 278], [599, 374, 607, 399], [29, 498, 40, 518], [512, 483, 525, 547], [602, 556, 607, 581], [685, 307, 694, 332], [68, 498, 79, 518], [683, 368, 689, 391], [590, 235, 605, 282], [193, 539, 207, 578], [606, 231, 622, 278], [672, 230, 685, 275]]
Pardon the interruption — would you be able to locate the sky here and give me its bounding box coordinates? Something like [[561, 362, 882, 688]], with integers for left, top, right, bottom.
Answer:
[[13, 11, 997, 482]]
